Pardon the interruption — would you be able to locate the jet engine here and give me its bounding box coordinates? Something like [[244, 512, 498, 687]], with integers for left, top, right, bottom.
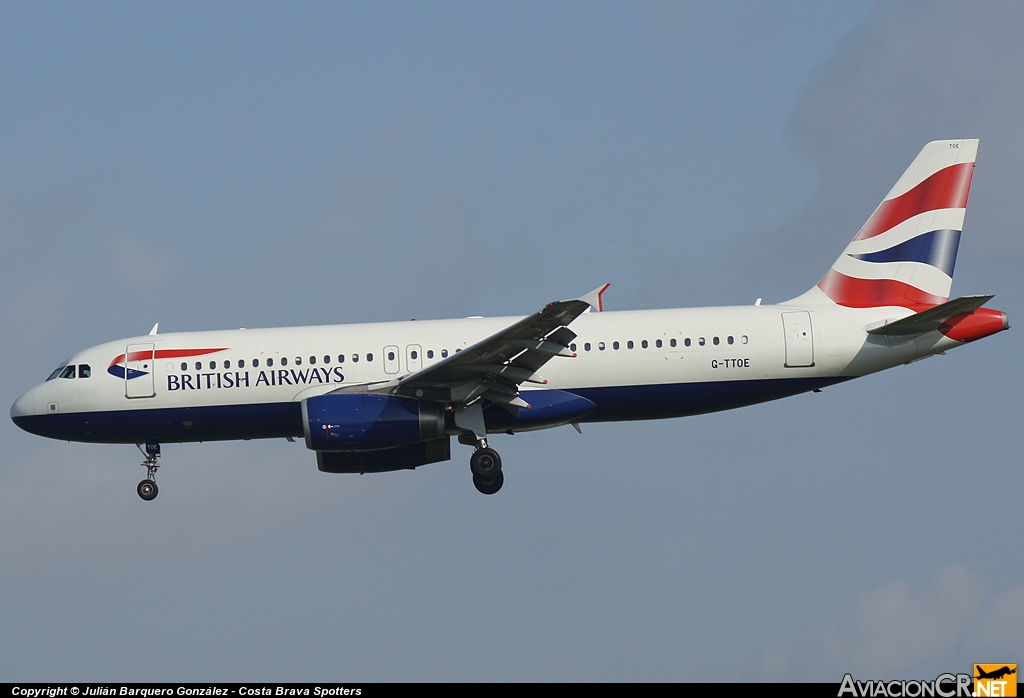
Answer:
[[302, 393, 446, 452]]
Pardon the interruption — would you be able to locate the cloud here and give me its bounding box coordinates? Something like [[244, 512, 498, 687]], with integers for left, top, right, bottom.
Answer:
[[822, 567, 985, 675], [765, 567, 1024, 680], [741, 0, 1024, 302]]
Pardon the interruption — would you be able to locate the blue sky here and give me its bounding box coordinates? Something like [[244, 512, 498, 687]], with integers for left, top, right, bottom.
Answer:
[[1, 1, 1021, 681]]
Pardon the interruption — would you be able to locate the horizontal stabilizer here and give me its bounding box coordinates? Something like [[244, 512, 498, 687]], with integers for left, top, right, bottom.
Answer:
[[867, 295, 994, 336]]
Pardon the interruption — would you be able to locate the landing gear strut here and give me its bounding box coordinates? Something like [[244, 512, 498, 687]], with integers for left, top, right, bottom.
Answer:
[[136, 442, 160, 501]]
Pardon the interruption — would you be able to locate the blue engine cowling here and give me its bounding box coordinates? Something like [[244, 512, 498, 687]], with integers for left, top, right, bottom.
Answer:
[[302, 393, 446, 451], [317, 438, 451, 473]]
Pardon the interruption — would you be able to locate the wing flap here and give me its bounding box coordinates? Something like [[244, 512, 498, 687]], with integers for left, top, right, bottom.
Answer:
[[396, 285, 608, 409]]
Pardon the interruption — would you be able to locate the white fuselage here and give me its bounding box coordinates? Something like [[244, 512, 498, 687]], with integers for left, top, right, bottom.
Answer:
[[11, 300, 961, 446]]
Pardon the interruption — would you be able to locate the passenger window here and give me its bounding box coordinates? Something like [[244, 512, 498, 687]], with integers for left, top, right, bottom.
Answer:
[[323, 355, 331, 364], [388, 351, 395, 361], [613, 341, 619, 350], [741, 335, 749, 344], [353, 355, 359, 363], [684, 338, 691, 347], [253, 359, 260, 367], [427, 350, 434, 359], [224, 361, 231, 369], [670, 338, 677, 347], [642, 340, 648, 349], [585, 343, 591, 351], [195, 362, 202, 371], [281, 357, 288, 366], [295, 357, 302, 365], [309, 356, 316, 364], [267, 358, 274, 367], [698, 337, 705, 346], [367, 353, 374, 362], [598, 342, 606, 351], [441, 349, 448, 358], [656, 339, 663, 348], [78, 364, 91, 378], [713, 337, 720, 346], [338, 355, 345, 363], [410, 350, 418, 360], [59, 365, 76, 379], [180, 362, 188, 372], [570, 343, 577, 352], [627, 340, 634, 349], [727, 336, 734, 345], [239, 359, 245, 368]]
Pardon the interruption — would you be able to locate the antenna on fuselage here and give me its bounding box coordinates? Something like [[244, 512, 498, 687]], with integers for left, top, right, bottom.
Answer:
[[149, 323, 159, 336]]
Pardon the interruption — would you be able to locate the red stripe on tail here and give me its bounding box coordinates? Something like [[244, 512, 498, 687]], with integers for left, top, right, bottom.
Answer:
[[817, 269, 947, 309], [854, 162, 973, 241]]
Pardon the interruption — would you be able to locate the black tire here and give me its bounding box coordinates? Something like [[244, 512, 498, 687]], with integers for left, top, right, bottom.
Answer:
[[473, 471, 504, 495], [137, 479, 158, 501], [470, 447, 502, 478]]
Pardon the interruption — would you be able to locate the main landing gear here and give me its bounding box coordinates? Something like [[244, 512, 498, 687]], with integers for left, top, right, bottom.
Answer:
[[455, 403, 504, 495], [136, 442, 160, 501], [470, 443, 503, 495]]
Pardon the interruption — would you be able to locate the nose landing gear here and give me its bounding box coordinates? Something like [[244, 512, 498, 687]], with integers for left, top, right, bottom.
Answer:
[[136, 442, 160, 501]]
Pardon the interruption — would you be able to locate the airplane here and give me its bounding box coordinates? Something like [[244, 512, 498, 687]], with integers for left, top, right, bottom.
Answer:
[[10, 139, 1009, 499], [975, 666, 1016, 681]]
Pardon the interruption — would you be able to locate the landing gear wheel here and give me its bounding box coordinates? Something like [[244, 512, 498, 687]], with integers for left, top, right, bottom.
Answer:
[[470, 447, 502, 479], [136, 443, 161, 501], [473, 471, 504, 495], [137, 479, 158, 501]]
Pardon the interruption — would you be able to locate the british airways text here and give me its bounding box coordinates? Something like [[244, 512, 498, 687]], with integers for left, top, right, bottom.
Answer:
[[166, 367, 345, 391]]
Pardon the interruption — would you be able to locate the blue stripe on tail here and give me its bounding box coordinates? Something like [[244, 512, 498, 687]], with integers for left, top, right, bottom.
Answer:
[[849, 229, 961, 277]]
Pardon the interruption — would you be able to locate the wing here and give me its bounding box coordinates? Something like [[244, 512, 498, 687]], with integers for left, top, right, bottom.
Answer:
[[392, 284, 610, 411]]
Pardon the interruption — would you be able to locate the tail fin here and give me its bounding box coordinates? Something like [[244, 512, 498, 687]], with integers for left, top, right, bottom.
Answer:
[[793, 139, 978, 309]]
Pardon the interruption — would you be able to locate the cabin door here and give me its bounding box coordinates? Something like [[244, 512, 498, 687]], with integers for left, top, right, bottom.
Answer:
[[782, 312, 815, 368], [125, 343, 157, 398]]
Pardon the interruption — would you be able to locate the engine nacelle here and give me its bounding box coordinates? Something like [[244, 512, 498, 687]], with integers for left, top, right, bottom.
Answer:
[[302, 393, 445, 451], [317, 438, 451, 474]]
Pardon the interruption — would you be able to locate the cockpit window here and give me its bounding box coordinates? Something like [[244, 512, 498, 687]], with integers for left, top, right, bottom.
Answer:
[[78, 364, 91, 378], [47, 366, 66, 381], [59, 365, 76, 379]]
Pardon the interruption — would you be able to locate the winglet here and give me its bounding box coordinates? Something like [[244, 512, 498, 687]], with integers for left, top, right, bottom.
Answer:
[[579, 283, 611, 312]]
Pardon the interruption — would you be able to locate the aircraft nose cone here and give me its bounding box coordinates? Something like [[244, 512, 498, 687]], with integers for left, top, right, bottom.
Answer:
[[10, 389, 37, 426]]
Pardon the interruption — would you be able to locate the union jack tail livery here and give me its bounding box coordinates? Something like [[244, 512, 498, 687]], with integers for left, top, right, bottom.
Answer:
[[809, 139, 978, 309]]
